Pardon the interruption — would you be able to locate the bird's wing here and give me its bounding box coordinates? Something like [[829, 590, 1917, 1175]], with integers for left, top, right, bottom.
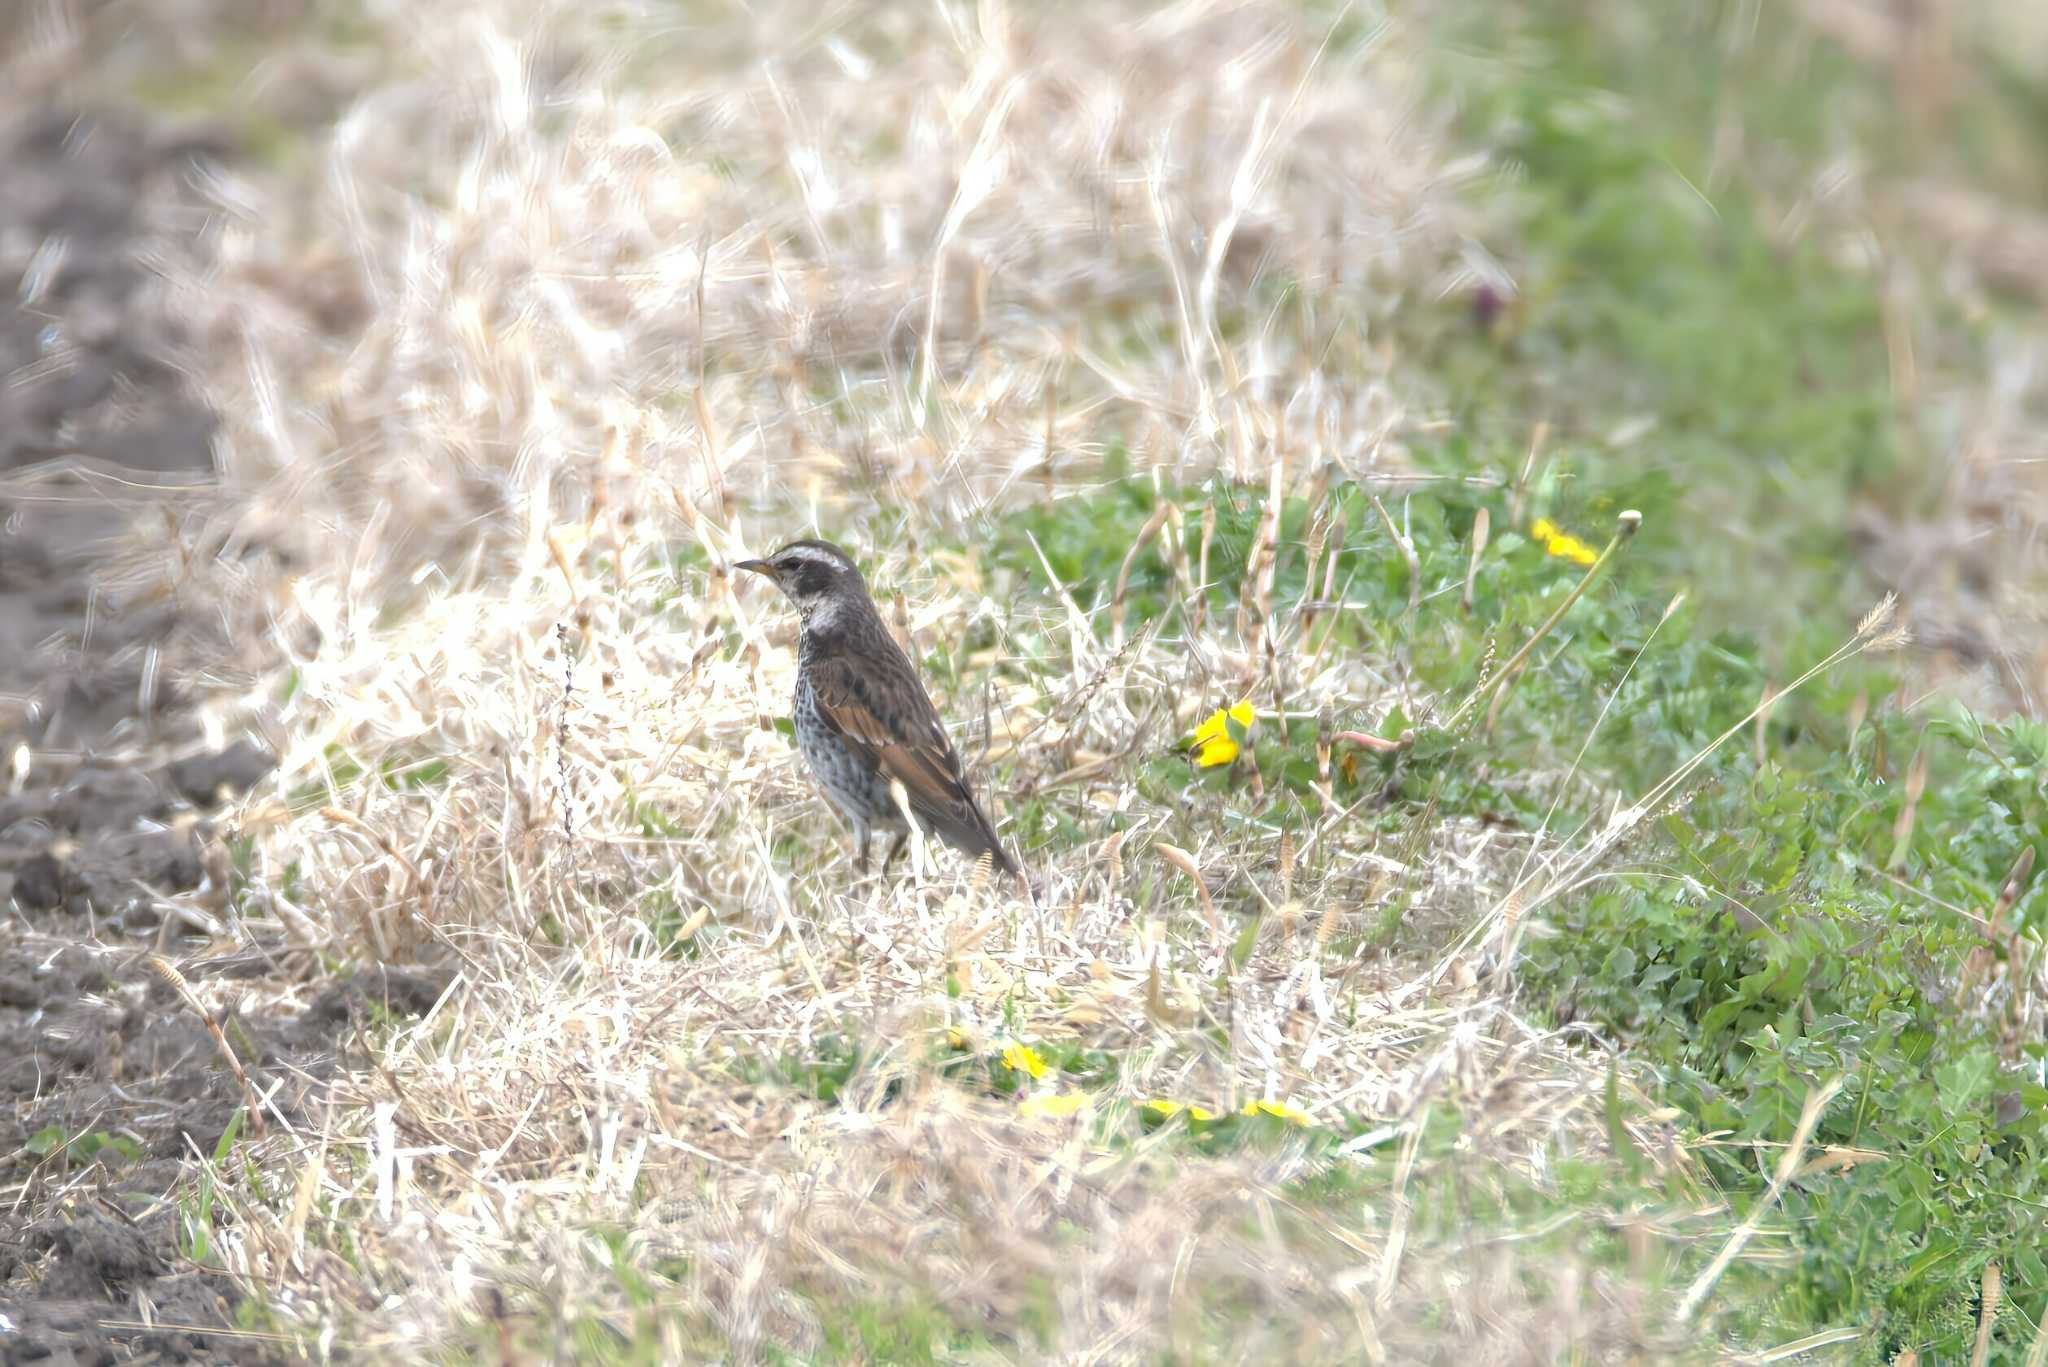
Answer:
[[806, 650, 971, 819]]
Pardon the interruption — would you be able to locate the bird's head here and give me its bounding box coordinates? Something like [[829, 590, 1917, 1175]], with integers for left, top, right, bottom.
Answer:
[[735, 539, 867, 623]]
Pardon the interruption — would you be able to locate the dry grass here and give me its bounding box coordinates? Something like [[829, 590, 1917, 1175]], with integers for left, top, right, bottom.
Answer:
[[29, 0, 1796, 1358]]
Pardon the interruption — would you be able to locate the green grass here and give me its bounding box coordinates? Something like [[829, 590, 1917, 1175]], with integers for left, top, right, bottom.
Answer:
[[1407, 2, 1932, 657], [1388, 9, 2048, 1353], [1523, 712, 2048, 1358], [954, 423, 2040, 1355]]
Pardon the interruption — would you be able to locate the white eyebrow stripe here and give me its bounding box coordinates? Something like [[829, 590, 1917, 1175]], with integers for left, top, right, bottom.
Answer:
[[778, 543, 855, 572]]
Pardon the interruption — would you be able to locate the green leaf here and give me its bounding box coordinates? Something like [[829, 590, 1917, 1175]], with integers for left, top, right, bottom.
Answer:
[[213, 1108, 245, 1164], [1896, 1237, 1961, 1288]]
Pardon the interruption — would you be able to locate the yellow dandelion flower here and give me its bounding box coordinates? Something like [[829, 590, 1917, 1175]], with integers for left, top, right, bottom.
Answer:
[[1143, 1098, 1218, 1122], [1550, 534, 1599, 566], [1241, 1099, 1313, 1125], [945, 1027, 970, 1051], [1001, 1042, 1048, 1079], [1530, 517, 1599, 567], [1018, 1092, 1091, 1119], [1188, 700, 1256, 767]]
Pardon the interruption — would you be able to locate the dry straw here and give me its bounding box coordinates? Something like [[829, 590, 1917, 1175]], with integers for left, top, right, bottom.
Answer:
[[29, 0, 1796, 1357], [147, 955, 267, 1137]]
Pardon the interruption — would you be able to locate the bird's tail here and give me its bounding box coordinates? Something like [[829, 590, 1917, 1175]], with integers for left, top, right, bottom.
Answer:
[[930, 796, 1020, 881]]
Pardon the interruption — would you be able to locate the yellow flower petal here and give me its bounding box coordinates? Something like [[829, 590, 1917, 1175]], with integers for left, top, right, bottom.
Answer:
[[1241, 1099, 1312, 1125], [1019, 1092, 1091, 1119], [1001, 1042, 1048, 1079], [1548, 533, 1599, 566], [1188, 700, 1256, 768], [1531, 517, 1599, 567], [1143, 1098, 1217, 1122], [945, 1027, 970, 1051]]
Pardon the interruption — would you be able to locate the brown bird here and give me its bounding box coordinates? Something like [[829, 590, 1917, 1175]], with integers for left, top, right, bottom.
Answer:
[[737, 540, 1018, 878]]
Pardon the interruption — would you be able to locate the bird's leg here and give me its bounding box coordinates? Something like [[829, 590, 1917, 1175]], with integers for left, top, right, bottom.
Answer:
[[856, 828, 871, 875], [881, 831, 908, 876]]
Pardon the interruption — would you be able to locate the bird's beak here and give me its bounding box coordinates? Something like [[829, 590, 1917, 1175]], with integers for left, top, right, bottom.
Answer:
[[734, 558, 775, 580]]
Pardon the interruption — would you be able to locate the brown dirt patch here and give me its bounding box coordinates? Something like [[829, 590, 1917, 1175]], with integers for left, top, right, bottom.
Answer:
[[0, 99, 448, 1366]]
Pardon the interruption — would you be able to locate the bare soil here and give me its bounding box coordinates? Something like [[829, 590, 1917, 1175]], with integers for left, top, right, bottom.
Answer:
[[0, 104, 441, 1365]]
